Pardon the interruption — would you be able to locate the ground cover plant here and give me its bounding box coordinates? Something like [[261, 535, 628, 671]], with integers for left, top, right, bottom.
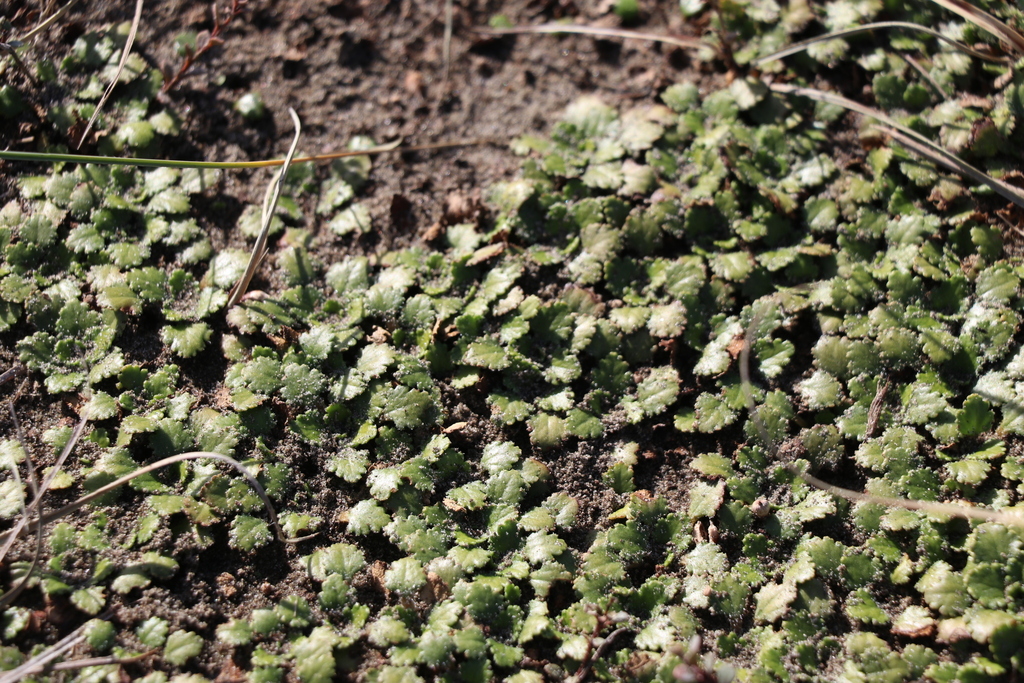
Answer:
[[2, 0, 1024, 681]]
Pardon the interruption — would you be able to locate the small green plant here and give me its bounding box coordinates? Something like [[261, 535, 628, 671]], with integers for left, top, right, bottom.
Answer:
[[3, 0, 1024, 681], [161, 0, 248, 94]]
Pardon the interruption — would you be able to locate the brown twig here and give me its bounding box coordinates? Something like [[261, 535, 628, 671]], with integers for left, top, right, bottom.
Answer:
[[0, 42, 39, 85], [565, 608, 631, 683], [0, 366, 23, 386], [864, 375, 890, 439], [161, 0, 247, 94]]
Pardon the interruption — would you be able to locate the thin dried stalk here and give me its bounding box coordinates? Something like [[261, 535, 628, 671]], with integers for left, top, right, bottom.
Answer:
[[19, 0, 82, 42], [443, 0, 454, 87], [0, 620, 89, 683], [0, 366, 23, 386], [46, 651, 154, 672], [473, 22, 706, 51], [755, 20, 1009, 65], [226, 107, 302, 308], [79, 0, 145, 148], [875, 124, 1024, 210], [769, 83, 1024, 210], [0, 138, 441, 170], [0, 42, 39, 85], [0, 451, 313, 547], [0, 415, 90, 609], [926, 0, 1024, 55]]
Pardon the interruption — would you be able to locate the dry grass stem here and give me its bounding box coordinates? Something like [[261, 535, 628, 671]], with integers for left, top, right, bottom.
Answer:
[[0, 415, 89, 608], [926, 0, 1024, 55], [227, 107, 302, 308], [0, 628, 87, 683], [79, 0, 145, 148], [0, 451, 312, 548], [473, 22, 705, 51], [755, 20, 1009, 65], [19, 0, 82, 42], [769, 82, 1024, 210]]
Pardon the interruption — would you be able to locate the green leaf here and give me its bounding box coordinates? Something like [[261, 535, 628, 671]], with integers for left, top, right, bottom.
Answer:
[[217, 619, 254, 646], [946, 459, 991, 486], [83, 391, 118, 420], [385, 557, 426, 594], [845, 589, 889, 625], [292, 627, 339, 683], [329, 203, 372, 236], [778, 490, 836, 528], [564, 95, 617, 137], [525, 531, 568, 565], [688, 481, 724, 519], [695, 319, 741, 375], [965, 563, 1006, 608], [647, 303, 686, 338], [603, 462, 635, 494], [958, 394, 994, 437], [694, 392, 738, 433], [230, 515, 272, 551], [347, 499, 391, 535], [160, 322, 211, 358], [481, 441, 521, 474], [136, 617, 169, 648], [280, 363, 327, 408], [631, 366, 680, 417], [565, 409, 603, 438], [892, 606, 935, 638], [71, 586, 105, 615], [164, 630, 203, 666], [529, 413, 567, 449], [305, 543, 366, 581], [976, 265, 1019, 303], [463, 339, 509, 370], [757, 339, 794, 379], [357, 344, 395, 378], [690, 453, 734, 479], [916, 561, 969, 616], [754, 582, 797, 623], [796, 371, 843, 410], [367, 468, 402, 500], [328, 447, 369, 482], [326, 257, 370, 294], [147, 188, 189, 214], [276, 595, 312, 629]]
